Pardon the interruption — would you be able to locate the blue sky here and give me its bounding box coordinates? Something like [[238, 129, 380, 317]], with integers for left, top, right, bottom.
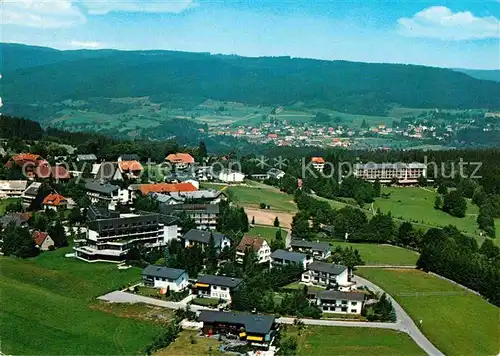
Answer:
[[2, 0, 499, 69]]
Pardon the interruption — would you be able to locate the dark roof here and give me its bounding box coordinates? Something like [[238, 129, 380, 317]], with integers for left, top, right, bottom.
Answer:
[[0, 213, 31, 227], [87, 205, 120, 221], [95, 162, 121, 181], [271, 249, 308, 263], [119, 154, 140, 161], [142, 265, 186, 280], [160, 203, 219, 215], [77, 154, 97, 161], [198, 311, 275, 335], [197, 275, 243, 288], [182, 229, 228, 246], [307, 261, 347, 275], [85, 180, 120, 195], [290, 239, 330, 252], [317, 290, 365, 301], [88, 212, 161, 234], [236, 236, 266, 252], [22, 182, 42, 197]]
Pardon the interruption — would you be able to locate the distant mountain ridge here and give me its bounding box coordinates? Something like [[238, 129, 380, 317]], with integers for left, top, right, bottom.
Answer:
[[1, 43, 499, 120], [452, 68, 500, 83]]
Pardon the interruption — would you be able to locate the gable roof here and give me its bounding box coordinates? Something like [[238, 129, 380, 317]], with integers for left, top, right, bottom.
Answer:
[[236, 236, 266, 252], [197, 275, 243, 288], [35, 165, 71, 179], [139, 182, 197, 195], [316, 290, 365, 301], [307, 261, 347, 275], [311, 157, 325, 163], [142, 265, 186, 280], [95, 162, 122, 181], [166, 153, 195, 164], [182, 229, 228, 246], [22, 182, 42, 197], [0, 212, 31, 227], [77, 154, 97, 161], [42, 193, 67, 206], [271, 249, 308, 263], [119, 160, 143, 172], [198, 311, 275, 334], [85, 180, 120, 195], [32, 231, 50, 245], [119, 154, 140, 161], [290, 239, 330, 252]]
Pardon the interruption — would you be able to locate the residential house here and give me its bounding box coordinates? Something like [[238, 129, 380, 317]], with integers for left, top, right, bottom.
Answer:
[[118, 154, 140, 162], [195, 275, 243, 301], [181, 229, 231, 251], [118, 160, 143, 180], [311, 290, 365, 314], [73, 206, 180, 263], [32, 231, 55, 251], [132, 182, 198, 200], [76, 154, 98, 163], [35, 165, 72, 180], [301, 261, 354, 290], [152, 190, 227, 206], [198, 310, 278, 346], [160, 204, 219, 230], [0, 180, 27, 198], [218, 169, 245, 183], [235, 236, 271, 264], [270, 249, 313, 270], [141, 265, 189, 292], [21, 182, 44, 208], [353, 162, 427, 184], [165, 153, 195, 169], [311, 157, 325, 172], [94, 162, 124, 182], [267, 168, 285, 180], [84, 180, 130, 210], [4, 153, 47, 179], [0, 212, 31, 229], [290, 239, 331, 260], [42, 193, 68, 211]]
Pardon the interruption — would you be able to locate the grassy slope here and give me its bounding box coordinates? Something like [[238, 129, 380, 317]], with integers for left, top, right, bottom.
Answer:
[[227, 184, 297, 213], [330, 241, 419, 266], [0, 248, 160, 355], [244, 225, 285, 243], [284, 326, 425, 356], [156, 330, 222, 356], [356, 268, 499, 356]]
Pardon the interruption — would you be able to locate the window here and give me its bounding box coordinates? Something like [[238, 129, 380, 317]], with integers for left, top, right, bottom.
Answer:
[[351, 302, 357, 306], [341, 307, 348, 312], [351, 309, 357, 313], [322, 306, 328, 311], [341, 300, 347, 305]]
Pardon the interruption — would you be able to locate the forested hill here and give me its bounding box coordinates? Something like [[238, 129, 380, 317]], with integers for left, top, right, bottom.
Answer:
[[452, 68, 500, 83], [1, 43, 500, 117]]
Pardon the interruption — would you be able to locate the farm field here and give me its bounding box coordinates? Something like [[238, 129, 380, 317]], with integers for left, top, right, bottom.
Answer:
[[156, 330, 222, 356], [356, 268, 499, 356], [0, 247, 159, 355], [283, 325, 425, 356], [330, 241, 419, 266], [227, 184, 297, 213], [244, 225, 285, 243]]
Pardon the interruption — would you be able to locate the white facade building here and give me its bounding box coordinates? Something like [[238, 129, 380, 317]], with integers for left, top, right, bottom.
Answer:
[[195, 275, 243, 302], [142, 265, 189, 292], [218, 169, 245, 183]]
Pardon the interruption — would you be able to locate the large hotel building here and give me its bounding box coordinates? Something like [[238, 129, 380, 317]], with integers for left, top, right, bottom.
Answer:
[[353, 163, 427, 184]]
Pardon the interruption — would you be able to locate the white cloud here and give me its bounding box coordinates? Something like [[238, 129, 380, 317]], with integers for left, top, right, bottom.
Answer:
[[70, 40, 103, 48], [398, 6, 499, 40], [1, 0, 86, 28], [80, 0, 197, 15]]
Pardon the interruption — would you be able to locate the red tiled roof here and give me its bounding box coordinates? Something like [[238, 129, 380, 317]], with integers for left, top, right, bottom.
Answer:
[[119, 160, 143, 172], [35, 166, 71, 179], [139, 182, 198, 195], [166, 153, 195, 164], [42, 193, 67, 206], [236, 236, 266, 252], [32, 231, 49, 246], [311, 157, 325, 163]]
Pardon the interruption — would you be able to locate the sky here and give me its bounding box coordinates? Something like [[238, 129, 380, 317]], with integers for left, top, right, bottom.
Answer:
[[1, 0, 499, 69]]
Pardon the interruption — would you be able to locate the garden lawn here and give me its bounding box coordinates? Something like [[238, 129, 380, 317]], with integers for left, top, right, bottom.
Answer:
[[373, 187, 481, 240], [282, 282, 325, 292], [0, 198, 21, 215], [283, 325, 425, 356], [330, 241, 419, 266], [0, 249, 158, 355], [356, 268, 499, 356], [191, 297, 220, 307], [227, 184, 297, 213], [244, 225, 285, 243], [155, 331, 222, 356]]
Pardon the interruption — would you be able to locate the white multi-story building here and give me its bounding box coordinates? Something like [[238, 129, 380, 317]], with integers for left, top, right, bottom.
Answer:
[[270, 249, 313, 270], [0, 180, 27, 198], [218, 169, 245, 183], [290, 239, 331, 260], [353, 162, 427, 184], [141, 265, 189, 292], [181, 229, 231, 252], [160, 204, 220, 230], [235, 236, 271, 264], [194, 275, 243, 301], [312, 290, 365, 314], [301, 261, 355, 291], [85, 180, 129, 210], [74, 206, 180, 263]]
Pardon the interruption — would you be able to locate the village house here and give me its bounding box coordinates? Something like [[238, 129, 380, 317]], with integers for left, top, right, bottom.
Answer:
[[42, 193, 68, 211], [218, 169, 245, 183], [4, 153, 47, 179], [235, 236, 271, 264], [270, 249, 313, 270], [85, 180, 129, 210], [301, 261, 354, 290], [94, 162, 124, 181], [0, 212, 31, 229], [130, 182, 198, 201], [198, 310, 278, 346], [76, 154, 98, 163], [0, 180, 27, 198], [194, 275, 243, 301], [181, 229, 231, 251], [290, 239, 331, 260], [118, 154, 140, 162], [118, 160, 143, 180], [165, 153, 195, 170], [141, 265, 189, 292], [152, 189, 227, 206], [32, 231, 55, 251], [160, 204, 219, 230], [310, 290, 365, 314], [311, 157, 325, 172], [267, 168, 285, 180]]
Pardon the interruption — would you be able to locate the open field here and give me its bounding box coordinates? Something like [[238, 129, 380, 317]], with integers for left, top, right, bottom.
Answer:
[[245, 225, 285, 243], [356, 268, 499, 356], [245, 208, 294, 229], [0, 198, 20, 215], [227, 184, 297, 213], [283, 325, 425, 356], [330, 241, 419, 266], [282, 282, 325, 292], [155, 330, 222, 356], [0, 248, 160, 355]]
